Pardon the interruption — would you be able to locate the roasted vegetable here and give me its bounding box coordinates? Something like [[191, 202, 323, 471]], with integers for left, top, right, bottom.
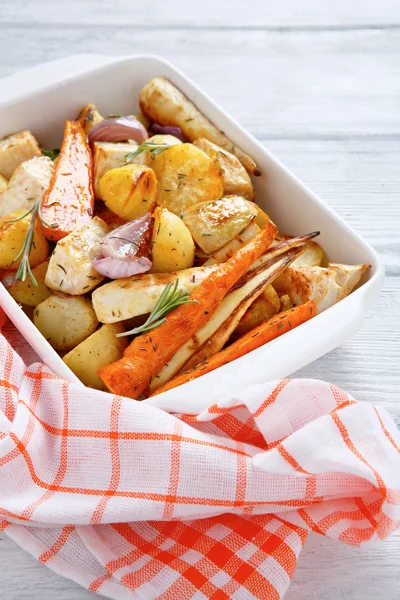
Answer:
[[76, 104, 104, 134], [63, 323, 128, 390], [152, 301, 317, 396], [0, 156, 54, 219], [283, 263, 369, 312], [273, 235, 324, 293], [233, 285, 280, 338], [151, 207, 195, 273], [0, 130, 42, 179], [99, 164, 158, 221], [92, 264, 219, 323], [3, 260, 50, 306], [0, 174, 7, 194], [0, 209, 48, 270], [40, 120, 95, 241], [182, 196, 257, 254], [193, 138, 254, 200], [34, 296, 98, 351], [97, 221, 278, 398], [279, 294, 293, 312], [45, 217, 109, 295], [149, 243, 304, 393], [139, 77, 259, 175], [93, 141, 146, 198], [204, 222, 260, 265], [150, 143, 223, 215]]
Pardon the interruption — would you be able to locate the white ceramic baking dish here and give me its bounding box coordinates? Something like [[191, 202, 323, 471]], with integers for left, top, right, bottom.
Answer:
[[0, 54, 384, 414]]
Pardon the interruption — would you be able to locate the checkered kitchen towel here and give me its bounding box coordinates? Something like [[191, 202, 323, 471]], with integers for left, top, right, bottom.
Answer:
[[0, 318, 399, 599]]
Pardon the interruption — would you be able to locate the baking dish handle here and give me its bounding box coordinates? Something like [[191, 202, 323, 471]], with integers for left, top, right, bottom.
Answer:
[[0, 54, 117, 105]]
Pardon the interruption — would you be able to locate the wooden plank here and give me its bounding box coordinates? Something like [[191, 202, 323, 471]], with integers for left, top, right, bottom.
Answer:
[[0, 29, 399, 138], [1, 0, 400, 27]]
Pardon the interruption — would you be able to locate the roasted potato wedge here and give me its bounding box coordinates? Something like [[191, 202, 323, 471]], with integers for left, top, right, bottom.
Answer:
[[45, 217, 109, 295], [151, 206, 195, 272], [92, 264, 219, 323], [279, 294, 293, 311], [99, 164, 158, 220], [147, 134, 182, 147], [283, 263, 369, 312], [93, 141, 146, 199], [0, 130, 42, 179], [0, 210, 49, 270], [183, 196, 257, 254], [233, 286, 280, 337], [193, 138, 254, 200], [139, 77, 259, 175], [34, 296, 98, 351], [63, 323, 128, 390], [4, 260, 50, 307], [150, 143, 223, 215]]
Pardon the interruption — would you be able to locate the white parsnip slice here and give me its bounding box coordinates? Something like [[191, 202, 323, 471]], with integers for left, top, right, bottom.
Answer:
[[91, 264, 219, 323]]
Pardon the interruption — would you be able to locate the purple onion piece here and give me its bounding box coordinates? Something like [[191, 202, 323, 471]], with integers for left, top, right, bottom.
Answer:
[[88, 116, 148, 145], [99, 214, 153, 262], [150, 123, 185, 141], [92, 256, 152, 279]]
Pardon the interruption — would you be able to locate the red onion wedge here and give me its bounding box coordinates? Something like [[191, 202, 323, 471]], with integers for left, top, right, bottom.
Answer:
[[92, 213, 154, 279], [88, 116, 148, 145], [150, 123, 185, 141], [100, 214, 153, 261], [92, 256, 152, 279]]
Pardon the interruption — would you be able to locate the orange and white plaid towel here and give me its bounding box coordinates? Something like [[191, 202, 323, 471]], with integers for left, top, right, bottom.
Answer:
[[0, 324, 399, 599]]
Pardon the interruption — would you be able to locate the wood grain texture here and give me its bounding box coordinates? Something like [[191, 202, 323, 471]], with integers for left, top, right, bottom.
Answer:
[[0, 1, 399, 598]]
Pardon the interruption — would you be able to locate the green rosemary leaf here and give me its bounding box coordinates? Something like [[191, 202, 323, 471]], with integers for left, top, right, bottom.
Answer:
[[125, 141, 169, 164], [42, 148, 60, 161], [116, 278, 197, 337]]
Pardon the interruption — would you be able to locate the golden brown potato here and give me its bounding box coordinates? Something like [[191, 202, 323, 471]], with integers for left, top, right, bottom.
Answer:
[[150, 143, 223, 215], [182, 196, 257, 254], [139, 77, 259, 175], [0, 210, 49, 270], [99, 164, 158, 221], [193, 138, 254, 200], [63, 323, 128, 390], [93, 141, 146, 199], [233, 286, 280, 337], [279, 294, 293, 311], [34, 296, 98, 351], [151, 206, 195, 272], [4, 260, 50, 307]]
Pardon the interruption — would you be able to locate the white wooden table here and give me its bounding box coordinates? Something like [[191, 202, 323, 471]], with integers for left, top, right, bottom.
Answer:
[[0, 1, 399, 598]]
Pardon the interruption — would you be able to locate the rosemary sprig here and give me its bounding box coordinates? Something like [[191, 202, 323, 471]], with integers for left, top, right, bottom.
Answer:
[[5, 199, 58, 287], [6, 202, 40, 286], [125, 141, 169, 164], [116, 278, 197, 337]]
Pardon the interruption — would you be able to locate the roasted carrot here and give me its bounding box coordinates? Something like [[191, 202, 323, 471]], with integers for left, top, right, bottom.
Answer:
[[151, 301, 317, 396], [98, 220, 278, 398], [40, 120, 94, 241]]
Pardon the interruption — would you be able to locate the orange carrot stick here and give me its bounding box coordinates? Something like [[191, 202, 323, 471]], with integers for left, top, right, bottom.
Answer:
[[98, 221, 278, 398], [40, 120, 94, 241], [152, 301, 317, 396]]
